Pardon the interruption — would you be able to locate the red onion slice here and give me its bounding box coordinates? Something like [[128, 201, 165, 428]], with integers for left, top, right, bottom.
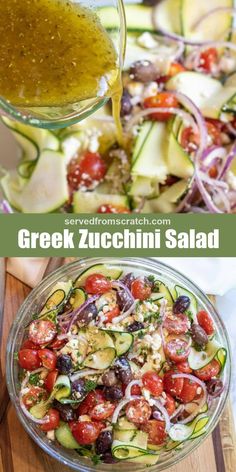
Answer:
[[192, 7, 236, 32], [152, 399, 171, 432], [0, 199, 13, 214], [111, 395, 142, 424], [126, 107, 198, 133], [172, 373, 207, 424], [67, 294, 99, 332], [218, 143, 236, 179], [19, 396, 49, 424], [125, 379, 143, 398]]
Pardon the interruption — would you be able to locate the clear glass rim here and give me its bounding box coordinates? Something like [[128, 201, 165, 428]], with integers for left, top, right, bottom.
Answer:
[[0, 0, 127, 130], [6, 257, 232, 471]]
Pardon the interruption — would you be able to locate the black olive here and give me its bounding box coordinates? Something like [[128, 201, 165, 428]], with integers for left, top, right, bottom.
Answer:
[[53, 400, 76, 422], [101, 452, 118, 463], [130, 60, 157, 83], [114, 357, 133, 384], [116, 289, 133, 311], [101, 370, 118, 387], [71, 378, 86, 397], [173, 295, 191, 314], [142, 0, 162, 6], [206, 379, 224, 397], [95, 430, 113, 455], [104, 385, 123, 401], [76, 303, 98, 326], [121, 273, 135, 290], [191, 323, 208, 348], [56, 354, 73, 374], [127, 321, 145, 332], [120, 89, 133, 117]]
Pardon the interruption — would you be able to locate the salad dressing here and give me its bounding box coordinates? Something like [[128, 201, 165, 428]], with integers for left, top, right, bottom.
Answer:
[[0, 0, 123, 142]]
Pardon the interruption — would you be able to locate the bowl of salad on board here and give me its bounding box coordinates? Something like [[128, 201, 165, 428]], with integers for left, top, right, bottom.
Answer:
[[6, 258, 230, 470], [1, 0, 236, 214]]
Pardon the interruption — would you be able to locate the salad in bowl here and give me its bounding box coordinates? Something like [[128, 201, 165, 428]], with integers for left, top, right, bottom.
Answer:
[[1, 0, 236, 214], [6, 258, 230, 470]]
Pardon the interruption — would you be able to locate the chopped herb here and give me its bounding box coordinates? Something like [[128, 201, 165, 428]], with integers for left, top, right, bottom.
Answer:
[[138, 331, 145, 339], [84, 380, 97, 393], [13, 352, 19, 360], [29, 373, 40, 386], [32, 313, 38, 320], [176, 348, 185, 355], [91, 454, 102, 465], [186, 310, 193, 322]]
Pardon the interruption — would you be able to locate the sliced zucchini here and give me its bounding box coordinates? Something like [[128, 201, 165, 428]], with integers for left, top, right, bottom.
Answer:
[[74, 264, 122, 287], [113, 430, 148, 452], [55, 422, 80, 449], [113, 332, 134, 356], [188, 339, 222, 370], [168, 128, 194, 179], [40, 281, 72, 316], [141, 179, 189, 213], [98, 4, 154, 32], [2, 117, 59, 153], [114, 429, 138, 444], [202, 86, 236, 118], [154, 281, 174, 305], [54, 375, 71, 401], [153, 0, 181, 35], [73, 190, 129, 214], [114, 418, 137, 431], [83, 347, 116, 370], [128, 176, 159, 198], [129, 360, 140, 375], [85, 328, 115, 351], [216, 347, 227, 371], [70, 288, 87, 309], [169, 415, 210, 442], [175, 285, 198, 319], [132, 121, 153, 165]]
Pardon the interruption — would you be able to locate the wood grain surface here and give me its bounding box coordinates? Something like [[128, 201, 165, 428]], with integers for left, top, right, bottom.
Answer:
[[0, 272, 235, 472]]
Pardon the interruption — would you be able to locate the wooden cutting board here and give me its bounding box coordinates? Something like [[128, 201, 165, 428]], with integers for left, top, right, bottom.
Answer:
[[0, 273, 235, 472]]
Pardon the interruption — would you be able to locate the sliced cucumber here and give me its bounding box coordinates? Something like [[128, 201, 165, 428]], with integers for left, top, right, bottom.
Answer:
[[132, 122, 168, 183], [54, 375, 71, 401], [85, 328, 115, 351], [175, 285, 198, 319], [70, 288, 87, 309], [83, 347, 116, 370], [74, 264, 122, 287], [168, 128, 194, 179], [73, 190, 129, 214], [98, 4, 154, 32], [188, 339, 222, 370], [113, 332, 133, 356], [55, 422, 80, 449], [141, 179, 189, 213]]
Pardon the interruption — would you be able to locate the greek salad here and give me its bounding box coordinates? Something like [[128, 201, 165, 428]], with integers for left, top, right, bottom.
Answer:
[[17, 263, 227, 466], [1, 0, 236, 214]]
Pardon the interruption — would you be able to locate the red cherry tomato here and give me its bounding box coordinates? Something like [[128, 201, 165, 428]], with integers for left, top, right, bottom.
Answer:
[[194, 359, 220, 381], [169, 62, 186, 77], [208, 165, 218, 179], [104, 306, 120, 323], [21, 339, 39, 350], [97, 204, 130, 214], [22, 387, 47, 409], [142, 371, 164, 397], [49, 337, 67, 350], [163, 314, 190, 335], [77, 390, 105, 416], [164, 393, 176, 415], [197, 310, 215, 335], [90, 402, 115, 421], [29, 320, 57, 346], [177, 378, 199, 403], [70, 420, 101, 445], [131, 278, 152, 301], [177, 360, 192, 374], [126, 399, 152, 425], [38, 349, 57, 371], [85, 274, 112, 295], [143, 92, 178, 121], [163, 371, 184, 397], [206, 121, 222, 146], [141, 419, 166, 445], [18, 349, 42, 371], [67, 152, 106, 190], [122, 383, 142, 396], [199, 48, 218, 73], [181, 126, 200, 153], [40, 408, 60, 432], [44, 370, 59, 393], [165, 338, 190, 363]]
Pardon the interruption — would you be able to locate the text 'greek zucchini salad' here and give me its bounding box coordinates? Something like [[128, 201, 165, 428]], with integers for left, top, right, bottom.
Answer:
[[1, 0, 236, 214], [17, 263, 227, 466]]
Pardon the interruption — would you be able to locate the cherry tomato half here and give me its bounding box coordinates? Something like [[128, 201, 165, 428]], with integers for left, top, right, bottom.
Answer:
[[97, 204, 130, 214], [40, 408, 60, 432], [143, 92, 178, 121], [126, 399, 152, 425], [177, 378, 199, 403], [141, 419, 166, 445], [163, 314, 190, 335], [206, 121, 222, 146], [77, 390, 105, 416], [181, 126, 200, 153], [131, 278, 152, 301], [38, 349, 57, 371], [199, 48, 218, 73], [21, 338, 39, 350], [44, 370, 59, 393], [164, 393, 176, 416], [122, 383, 142, 396], [90, 401, 115, 421], [142, 371, 163, 397], [67, 152, 106, 190], [194, 359, 220, 381], [29, 320, 57, 346], [104, 306, 120, 323], [49, 337, 67, 350], [169, 62, 186, 77], [197, 310, 215, 335], [177, 360, 192, 374], [22, 387, 47, 409], [70, 420, 102, 445], [85, 274, 112, 295], [18, 349, 42, 371], [163, 371, 184, 397], [165, 338, 190, 363]]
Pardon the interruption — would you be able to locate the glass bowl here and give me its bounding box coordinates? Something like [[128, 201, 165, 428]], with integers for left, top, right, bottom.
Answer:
[[6, 257, 231, 471], [0, 0, 126, 129]]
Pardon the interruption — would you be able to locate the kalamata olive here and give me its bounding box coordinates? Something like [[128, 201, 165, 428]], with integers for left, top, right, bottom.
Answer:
[[206, 379, 224, 397], [120, 89, 133, 117], [144, 276, 155, 290], [76, 303, 98, 326], [191, 323, 208, 348], [116, 289, 133, 311], [102, 370, 118, 387], [130, 60, 157, 83], [53, 400, 76, 422], [173, 295, 191, 314], [121, 273, 135, 290], [95, 430, 113, 455], [71, 378, 86, 397], [142, 0, 162, 6], [56, 354, 73, 374], [127, 321, 144, 332], [101, 452, 118, 463], [104, 385, 123, 401], [114, 357, 133, 384]]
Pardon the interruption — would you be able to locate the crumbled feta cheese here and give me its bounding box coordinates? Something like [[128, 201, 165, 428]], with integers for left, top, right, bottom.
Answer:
[[88, 134, 100, 153], [219, 55, 236, 74], [143, 332, 162, 351], [137, 32, 158, 50], [227, 171, 236, 191], [143, 387, 151, 401], [196, 387, 202, 395], [79, 415, 91, 422], [143, 81, 158, 99], [127, 81, 144, 98], [47, 430, 55, 441]]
